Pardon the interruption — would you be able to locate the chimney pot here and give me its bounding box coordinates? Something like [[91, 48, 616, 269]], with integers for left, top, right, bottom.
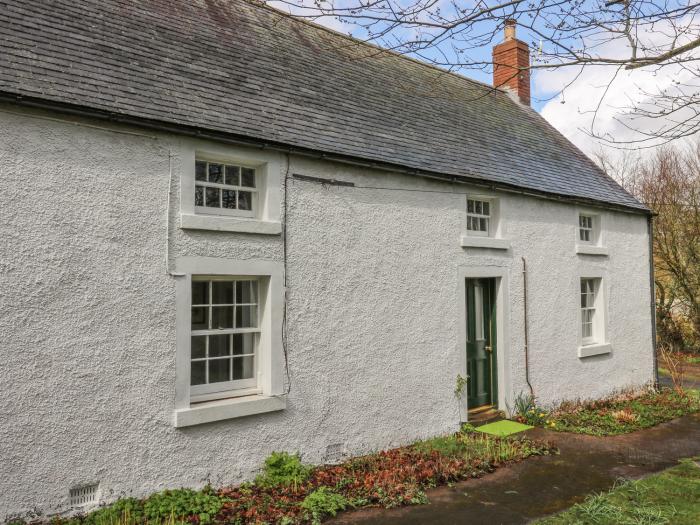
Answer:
[[504, 19, 516, 40], [492, 19, 530, 105]]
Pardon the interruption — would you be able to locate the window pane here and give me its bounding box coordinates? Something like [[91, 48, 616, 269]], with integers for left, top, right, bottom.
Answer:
[[191, 361, 206, 385], [225, 165, 240, 186], [238, 191, 252, 211], [195, 161, 207, 181], [212, 281, 233, 304], [205, 187, 220, 208], [475, 201, 482, 214], [482, 202, 490, 216], [208, 163, 224, 184], [191, 307, 209, 330], [479, 217, 488, 232], [233, 333, 255, 355], [474, 283, 484, 340], [191, 336, 206, 359], [209, 358, 230, 383], [236, 280, 257, 304], [209, 334, 230, 357], [195, 185, 204, 206], [233, 356, 254, 380], [467, 200, 474, 213], [192, 281, 208, 305], [222, 190, 237, 209], [582, 323, 592, 339], [241, 167, 255, 188], [236, 305, 257, 328], [211, 306, 234, 329]]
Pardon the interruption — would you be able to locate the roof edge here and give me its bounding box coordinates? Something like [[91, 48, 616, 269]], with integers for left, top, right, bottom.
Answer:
[[0, 91, 651, 216]]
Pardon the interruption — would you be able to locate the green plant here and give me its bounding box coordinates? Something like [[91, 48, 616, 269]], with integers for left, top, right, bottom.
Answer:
[[254, 451, 312, 490], [82, 498, 144, 525], [512, 392, 551, 427], [142, 488, 224, 524], [454, 374, 469, 398], [300, 487, 348, 525], [460, 422, 477, 434]]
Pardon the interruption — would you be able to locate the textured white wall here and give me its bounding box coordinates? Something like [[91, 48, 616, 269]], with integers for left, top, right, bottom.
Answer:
[[0, 106, 654, 518]]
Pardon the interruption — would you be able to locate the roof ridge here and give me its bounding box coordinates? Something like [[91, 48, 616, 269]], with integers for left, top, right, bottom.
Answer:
[[246, 0, 502, 94]]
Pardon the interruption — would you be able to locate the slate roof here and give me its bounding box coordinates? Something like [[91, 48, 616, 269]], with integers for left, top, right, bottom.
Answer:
[[0, 0, 646, 212]]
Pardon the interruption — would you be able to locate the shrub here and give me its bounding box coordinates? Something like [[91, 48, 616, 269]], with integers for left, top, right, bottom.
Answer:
[[300, 487, 348, 525], [142, 488, 224, 524], [254, 452, 312, 490]]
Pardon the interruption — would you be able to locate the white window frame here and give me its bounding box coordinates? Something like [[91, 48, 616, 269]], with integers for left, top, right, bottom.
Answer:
[[194, 160, 258, 219], [189, 276, 260, 400], [580, 277, 598, 345], [178, 142, 282, 235], [173, 257, 285, 427], [466, 198, 492, 237], [575, 209, 609, 255], [576, 272, 611, 357], [579, 214, 594, 244], [461, 195, 510, 250]]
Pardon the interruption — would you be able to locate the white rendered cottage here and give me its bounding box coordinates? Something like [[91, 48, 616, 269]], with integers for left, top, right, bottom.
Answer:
[[0, 0, 655, 517]]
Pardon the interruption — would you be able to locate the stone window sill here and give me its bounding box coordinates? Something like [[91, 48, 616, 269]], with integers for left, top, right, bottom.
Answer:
[[173, 394, 286, 428], [576, 245, 609, 256], [180, 213, 282, 235], [460, 235, 511, 250], [578, 343, 612, 358]]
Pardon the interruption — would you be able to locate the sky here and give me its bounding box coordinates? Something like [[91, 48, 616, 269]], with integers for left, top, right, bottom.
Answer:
[[268, 1, 698, 163]]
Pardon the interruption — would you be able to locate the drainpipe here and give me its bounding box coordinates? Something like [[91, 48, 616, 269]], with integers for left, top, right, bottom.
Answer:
[[648, 216, 659, 387], [522, 257, 535, 398]]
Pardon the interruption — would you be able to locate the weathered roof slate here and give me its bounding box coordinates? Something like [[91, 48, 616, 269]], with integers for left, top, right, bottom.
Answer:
[[0, 0, 646, 211]]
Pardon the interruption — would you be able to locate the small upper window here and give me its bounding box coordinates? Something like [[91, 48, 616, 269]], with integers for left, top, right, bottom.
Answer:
[[579, 214, 594, 243], [467, 199, 491, 236], [195, 160, 257, 217]]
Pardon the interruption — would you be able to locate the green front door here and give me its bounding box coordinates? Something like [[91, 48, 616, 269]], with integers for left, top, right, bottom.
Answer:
[[466, 278, 497, 409]]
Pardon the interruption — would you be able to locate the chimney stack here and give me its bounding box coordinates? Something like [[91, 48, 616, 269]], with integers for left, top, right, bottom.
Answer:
[[492, 19, 530, 105]]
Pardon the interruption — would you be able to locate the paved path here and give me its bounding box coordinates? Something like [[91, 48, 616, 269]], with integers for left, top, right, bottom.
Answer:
[[330, 413, 700, 525]]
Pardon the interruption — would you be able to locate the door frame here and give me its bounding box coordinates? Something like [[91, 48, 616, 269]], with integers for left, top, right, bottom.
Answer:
[[457, 266, 512, 422]]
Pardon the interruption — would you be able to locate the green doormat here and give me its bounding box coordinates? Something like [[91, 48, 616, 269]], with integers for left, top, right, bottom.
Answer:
[[475, 420, 533, 437]]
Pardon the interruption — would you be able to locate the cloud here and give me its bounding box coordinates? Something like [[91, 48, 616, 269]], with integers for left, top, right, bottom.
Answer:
[[535, 28, 700, 161]]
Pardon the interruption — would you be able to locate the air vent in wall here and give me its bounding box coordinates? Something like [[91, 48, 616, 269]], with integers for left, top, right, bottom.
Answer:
[[69, 484, 99, 507], [323, 443, 345, 464]]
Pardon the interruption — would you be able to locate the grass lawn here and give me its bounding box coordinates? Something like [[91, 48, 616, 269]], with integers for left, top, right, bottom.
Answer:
[[535, 458, 700, 525], [514, 388, 700, 436], [37, 430, 555, 525]]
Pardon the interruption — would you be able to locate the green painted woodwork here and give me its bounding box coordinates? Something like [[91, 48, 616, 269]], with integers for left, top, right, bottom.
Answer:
[[466, 278, 498, 409]]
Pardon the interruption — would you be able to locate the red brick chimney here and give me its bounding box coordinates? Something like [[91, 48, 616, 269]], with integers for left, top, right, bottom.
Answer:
[[492, 19, 530, 105]]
